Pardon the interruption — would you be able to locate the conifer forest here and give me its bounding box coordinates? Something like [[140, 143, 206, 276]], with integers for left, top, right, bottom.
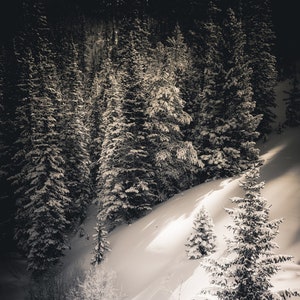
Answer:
[[0, 1, 300, 299]]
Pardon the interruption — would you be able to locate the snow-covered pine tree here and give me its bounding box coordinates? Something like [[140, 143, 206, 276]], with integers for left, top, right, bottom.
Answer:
[[96, 59, 132, 227], [220, 8, 261, 174], [26, 53, 71, 273], [59, 42, 92, 225], [92, 217, 110, 264], [242, 0, 277, 136], [112, 18, 157, 215], [284, 73, 300, 127], [12, 0, 71, 273], [85, 23, 116, 192], [10, 47, 38, 255], [203, 165, 300, 299], [166, 25, 201, 187], [192, 0, 226, 181], [186, 206, 216, 259], [145, 41, 199, 199]]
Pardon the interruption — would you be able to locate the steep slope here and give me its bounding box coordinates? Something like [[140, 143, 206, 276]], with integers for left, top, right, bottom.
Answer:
[[60, 126, 300, 300]]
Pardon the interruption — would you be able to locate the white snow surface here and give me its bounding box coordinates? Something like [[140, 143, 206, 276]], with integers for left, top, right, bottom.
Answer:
[[61, 126, 300, 300]]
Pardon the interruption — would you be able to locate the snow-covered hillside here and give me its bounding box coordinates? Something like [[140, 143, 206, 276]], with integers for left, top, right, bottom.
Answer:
[[0, 78, 299, 300], [60, 125, 300, 300]]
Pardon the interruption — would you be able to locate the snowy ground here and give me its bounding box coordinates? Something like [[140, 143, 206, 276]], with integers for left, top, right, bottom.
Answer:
[[61, 125, 300, 300]]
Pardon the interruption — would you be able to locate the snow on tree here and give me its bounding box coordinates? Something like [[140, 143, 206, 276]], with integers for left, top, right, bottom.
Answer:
[[145, 41, 199, 199], [241, 0, 277, 135], [59, 42, 92, 224], [203, 165, 300, 299], [186, 206, 216, 259], [11, 47, 38, 255], [92, 217, 110, 265], [96, 59, 131, 227], [11, 1, 71, 273], [284, 73, 300, 127], [67, 266, 124, 300], [111, 18, 157, 214], [25, 54, 71, 273], [192, 0, 227, 181], [96, 55, 154, 227], [220, 8, 261, 174]]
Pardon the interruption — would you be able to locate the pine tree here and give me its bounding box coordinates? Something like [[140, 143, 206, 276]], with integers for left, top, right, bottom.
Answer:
[[203, 165, 300, 299], [283, 73, 300, 127], [220, 8, 261, 174], [186, 206, 216, 259], [11, 47, 38, 255], [12, 0, 71, 272], [25, 54, 71, 273], [145, 41, 199, 199], [60, 42, 92, 224], [96, 59, 134, 226], [192, 1, 226, 181], [92, 217, 110, 265], [242, 0, 277, 136], [113, 18, 157, 214]]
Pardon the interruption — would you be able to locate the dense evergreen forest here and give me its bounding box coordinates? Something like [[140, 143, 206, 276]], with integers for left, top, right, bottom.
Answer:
[[0, 0, 299, 275]]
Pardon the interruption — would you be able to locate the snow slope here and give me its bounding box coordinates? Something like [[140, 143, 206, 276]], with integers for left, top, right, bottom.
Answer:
[[60, 125, 300, 300]]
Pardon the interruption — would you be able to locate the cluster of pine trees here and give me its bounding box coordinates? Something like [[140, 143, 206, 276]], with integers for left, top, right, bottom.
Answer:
[[0, 0, 281, 273]]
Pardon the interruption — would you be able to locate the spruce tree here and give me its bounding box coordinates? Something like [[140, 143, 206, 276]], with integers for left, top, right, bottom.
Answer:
[[114, 18, 157, 214], [145, 41, 199, 199], [203, 165, 300, 299], [96, 59, 133, 226], [60, 42, 92, 224], [193, 0, 226, 181], [220, 8, 261, 174], [242, 0, 277, 136], [12, 0, 71, 272], [92, 217, 110, 265], [186, 206, 216, 259]]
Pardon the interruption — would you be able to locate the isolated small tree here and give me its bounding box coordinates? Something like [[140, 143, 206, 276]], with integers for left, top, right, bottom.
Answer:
[[92, 218, 110, 265], [203, 165, 300, 299], [186, 206, 216, 259]]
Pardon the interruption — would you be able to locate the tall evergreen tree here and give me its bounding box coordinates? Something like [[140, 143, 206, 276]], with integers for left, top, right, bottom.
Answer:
[[113, 18, 157, 213], [145, 41, 199, 199], [220, 8, 261, 174], [203, 165, 300, 299], [60, 42, 92, 224], [11, 0, 71, 272], [96, 59, 135, 226], [26, 54, 71, 273], [242, 0, 277, 136], [192, 1, 226, 181]]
